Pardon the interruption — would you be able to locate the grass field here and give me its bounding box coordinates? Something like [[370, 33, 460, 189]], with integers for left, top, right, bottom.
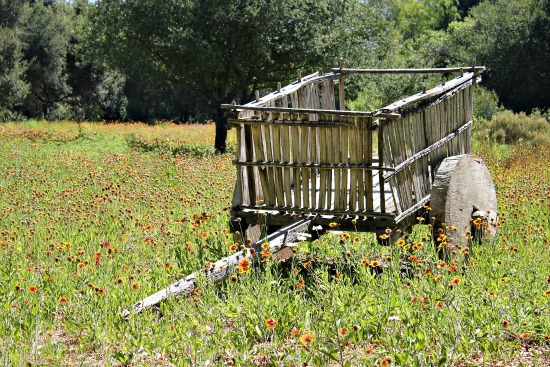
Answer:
[[0, 121, 549, 366]]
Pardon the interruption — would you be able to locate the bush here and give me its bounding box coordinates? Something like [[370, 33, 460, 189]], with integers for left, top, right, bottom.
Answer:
[[473, 85, 499, 121], [125, 133, 217, 157], [475, 109, 550, 145]]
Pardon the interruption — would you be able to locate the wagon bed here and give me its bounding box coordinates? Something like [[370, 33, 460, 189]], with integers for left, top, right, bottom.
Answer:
[[223, 65, 486, 235]]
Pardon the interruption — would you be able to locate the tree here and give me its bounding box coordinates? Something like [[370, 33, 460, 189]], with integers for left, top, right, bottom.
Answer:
[[20, 1, 73, 117], [92, 0, 375, 152], [0, 0, 28, 117], [465, 0, 550, 112]]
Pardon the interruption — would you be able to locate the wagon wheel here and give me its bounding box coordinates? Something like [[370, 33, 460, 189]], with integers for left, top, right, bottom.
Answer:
[[430, 154, 498, 261]]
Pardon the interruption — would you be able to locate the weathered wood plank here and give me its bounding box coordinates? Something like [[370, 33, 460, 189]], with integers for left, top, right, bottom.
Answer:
[[379, 73, 480, 113], [321, 79, 336, 111], [271, 124, 285, 207], [310, 127, 318, 209], [340, 119, 350, 210], [332, 67, 486, 75], [291, 124, 301, 208], [252, 124, 270, 205], [365, 118, 374, 212], [237, 205, 395, 219], [233, 161, 394, 171], [318, 126, 328, 210], [239, 71, 337, 109], [326, 126, 334, 209], [126, 218, 312, 315], [222, 105, 401, 120], [332, 124, 341, 210], [282, 126, 293, 207], [301, 125, 310, 209], [378, 120, 387, 213], [349, 119, 358, 211]]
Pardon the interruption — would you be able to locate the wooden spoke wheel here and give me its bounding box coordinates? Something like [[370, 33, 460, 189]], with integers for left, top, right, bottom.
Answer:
[[430, 154, 498, 261]]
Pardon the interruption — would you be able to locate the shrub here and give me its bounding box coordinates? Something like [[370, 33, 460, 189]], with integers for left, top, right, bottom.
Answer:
[[473, 86, 499, 121], [475, 110, 550, 145]]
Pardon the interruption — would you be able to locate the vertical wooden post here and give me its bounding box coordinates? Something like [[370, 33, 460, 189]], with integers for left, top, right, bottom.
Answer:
[[378, 119, 386, 213], [244, 125, 256, 205], [338, 58, 345, 111]]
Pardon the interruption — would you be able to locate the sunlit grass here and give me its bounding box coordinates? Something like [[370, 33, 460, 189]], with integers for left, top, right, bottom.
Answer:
[[0, 121, 548, 366]]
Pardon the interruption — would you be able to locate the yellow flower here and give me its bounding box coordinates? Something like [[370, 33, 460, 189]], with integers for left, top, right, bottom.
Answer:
[[300, 333, 314, 346]]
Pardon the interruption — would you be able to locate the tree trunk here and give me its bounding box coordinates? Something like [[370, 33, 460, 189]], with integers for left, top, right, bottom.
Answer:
[[214, 106, 228, 153]]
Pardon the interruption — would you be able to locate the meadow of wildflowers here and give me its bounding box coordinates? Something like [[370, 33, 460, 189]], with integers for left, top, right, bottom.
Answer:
[[0, 121, 548, 366]]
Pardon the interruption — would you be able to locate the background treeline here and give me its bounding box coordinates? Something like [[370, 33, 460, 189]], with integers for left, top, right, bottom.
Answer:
[[1, 0, 549, 150]]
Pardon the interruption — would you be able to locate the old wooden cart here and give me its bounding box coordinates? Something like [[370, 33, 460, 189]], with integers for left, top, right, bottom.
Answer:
[[223, 65, 498, 258], [129, 65, 499, 314]]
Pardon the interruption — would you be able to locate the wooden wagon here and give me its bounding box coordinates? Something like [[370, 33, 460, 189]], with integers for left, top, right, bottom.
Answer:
[[222, 64, 498, 259], [128, 64, 499, 314]]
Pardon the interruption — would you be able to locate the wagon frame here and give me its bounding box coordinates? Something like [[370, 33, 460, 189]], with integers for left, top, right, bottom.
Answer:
[[223, 63, 497, 252]]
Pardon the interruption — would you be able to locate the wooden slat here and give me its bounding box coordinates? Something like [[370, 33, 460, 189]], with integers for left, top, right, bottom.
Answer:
[[290, 91, 300, 109], [228, 119, 353, 128], [291, 124, 301, 208], [237, 205, 395, 219], [301, 125, 310, 209], [349, 119, 358, 211], [235, 123, 245, 206], [318, 126, 328, 210], [333, 66, 486, 75], [380, 72, 480, 113], [326, 124, 334, 209], [233, 161, 393, 172], [366, 118, 374, 212], [271, 124, 285, 207], [394, 194, 431, 224], [378, 120, 387, 213], [340, 119, 350, 210], [240, 71, 336, 109], [282, 126, 293, 207], [321, 79, 336, 111], [222, 105, 401, 120], [251, 124, 270, 205], [310, 126, 318, 209], [240, 125, 252, 205], [332, 124, 341, 210], [263, 125, 277, 206]]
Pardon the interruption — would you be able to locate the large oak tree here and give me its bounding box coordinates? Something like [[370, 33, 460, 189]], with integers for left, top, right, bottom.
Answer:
[[92, 0, 382, 152]]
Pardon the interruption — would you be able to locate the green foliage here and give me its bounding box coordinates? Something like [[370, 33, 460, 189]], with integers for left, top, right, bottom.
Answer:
[[392, 0, 460, 40], [20, 1, 73, 116], [473, 85, 499, 121], [0, 27, 28, 112], [0, 1, 28, 114], [462, 0, 550, 112], [475, 110, 550, 146]]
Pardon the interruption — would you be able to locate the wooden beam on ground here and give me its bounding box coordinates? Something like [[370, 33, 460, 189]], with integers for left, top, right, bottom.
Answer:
[[123, 218, 312, 316]]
